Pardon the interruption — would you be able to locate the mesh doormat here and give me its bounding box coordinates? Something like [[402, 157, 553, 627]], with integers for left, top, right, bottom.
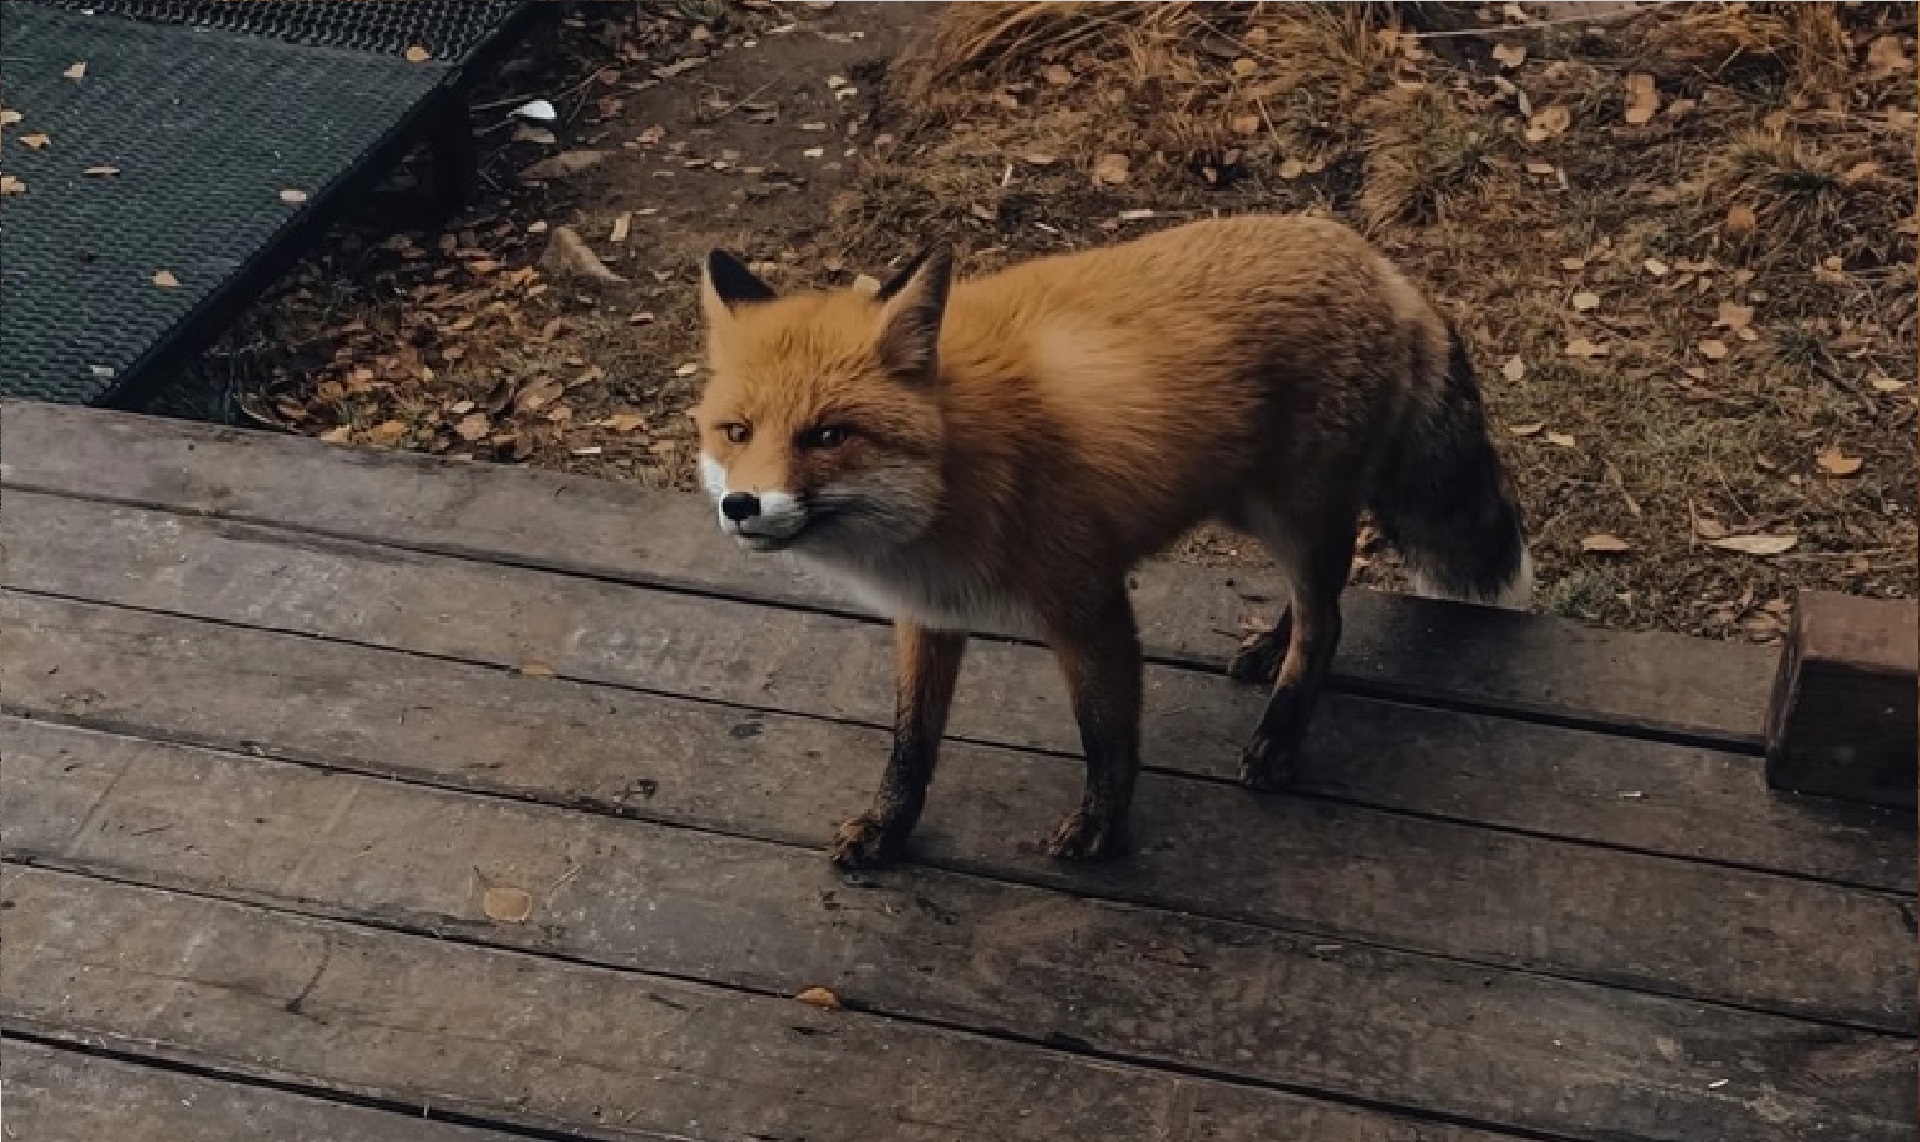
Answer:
[[30, 0, 530, 63], [0, 1, 448, 404]]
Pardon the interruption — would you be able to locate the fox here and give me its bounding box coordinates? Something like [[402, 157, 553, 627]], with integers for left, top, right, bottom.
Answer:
[[691, 213, 1530, 868]]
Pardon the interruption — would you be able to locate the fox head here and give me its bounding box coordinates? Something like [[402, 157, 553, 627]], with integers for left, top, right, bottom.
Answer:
[[691, 246, 953, 557]]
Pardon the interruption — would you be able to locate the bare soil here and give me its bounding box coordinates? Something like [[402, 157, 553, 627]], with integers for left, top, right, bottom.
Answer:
[[216, 1, 1917, 645]]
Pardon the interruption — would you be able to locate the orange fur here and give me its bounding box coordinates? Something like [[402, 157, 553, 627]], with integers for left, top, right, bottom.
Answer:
[[693, 214, 1528, 864]]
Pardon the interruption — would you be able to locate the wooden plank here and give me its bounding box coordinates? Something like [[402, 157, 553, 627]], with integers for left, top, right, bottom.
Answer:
[[2, 866, 1523, 1142], [0, 494, 1891, 889], [7, 747, 1914, 1142], [5, 1040, 525, 1142], [1767, 591, 1919, 809], [6, 618, 1914, 1041], [0, 400, 1777, 747]]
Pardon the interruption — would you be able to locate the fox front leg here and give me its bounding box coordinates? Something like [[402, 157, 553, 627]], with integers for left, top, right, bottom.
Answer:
[[830, 622, 968, 869], [1042, 591, 1143, 862]]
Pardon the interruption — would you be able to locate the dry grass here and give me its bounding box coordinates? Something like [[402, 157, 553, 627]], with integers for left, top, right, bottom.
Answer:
[[837, 0, 1918, 640]]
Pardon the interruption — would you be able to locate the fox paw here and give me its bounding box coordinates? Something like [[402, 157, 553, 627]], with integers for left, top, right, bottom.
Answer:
[[1237, 734, 1295, 792], [830, 814, 906, 869], [1043, 808, 1130, 862]]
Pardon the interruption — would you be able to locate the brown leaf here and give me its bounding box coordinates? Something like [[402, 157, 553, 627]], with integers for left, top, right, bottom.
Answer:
[[1559, 256, 1586, 271], [1277, 157, 1306, 180], [1231, 113, 1262, 136], [1500, 356, 1526, 384], [454, 413, 491, 442], [83, 165, 120, 177], [1709, 534, 1797, 556], [1524, 161, 1556, 175], [0, 110, 22, 126], [1870, 376, 1908, 393], [63, 62, 87, 80], [1507, 420, 1544, 437], [0, 175, 24, 196], [1622, 73, 1660, 126], [1866, 35, 1911, 77], [20, 132, 49, 149], [795, 986, 842, 1010], [1492, 42, 1527, 68], [404, 45, 433, 63], [518, 661, 556, 678], [521, 150, 609, 180], [609, 412, 649, 433], [609, 211, 632, 244], [1564, 337, 1608, 359], [1724, 203, 1756, 235], [628, 310, 656, 325], [1713, 301, 1753, 331], [151, 269, 180, 288], [1571, 291, 1600, 312], [1815, 447, 1863, 477], [539, 225, 625, 284], [1021, 150, 1059, 166], [318, 426, 352, 444], [1044, 64, 1074, 86], [481, 885, 533, 923], [367, 420, 408, 446], [1697, 338, 1729, 361], [1581, 533, 1632, 553], [1642, 258, 1669, 276], [1545, 431, 1577, 448], [1841, 161, 1881, 186], [1092, 152, 1130, 186], [1525, 104, 1570, 142]]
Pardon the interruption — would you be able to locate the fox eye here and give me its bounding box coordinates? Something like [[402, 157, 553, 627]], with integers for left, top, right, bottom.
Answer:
[[722, 423, 751, 445], [799, 424, 849, 449]]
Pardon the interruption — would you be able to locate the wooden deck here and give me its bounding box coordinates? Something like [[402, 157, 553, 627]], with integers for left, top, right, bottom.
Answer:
[[3, 399, 1914, 1142]]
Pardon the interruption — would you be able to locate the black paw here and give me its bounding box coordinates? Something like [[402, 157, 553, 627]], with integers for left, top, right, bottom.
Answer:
[[1043, 808, 1131, 862], [1237, 732, 1296, 792], [829, 814, 907, 869]]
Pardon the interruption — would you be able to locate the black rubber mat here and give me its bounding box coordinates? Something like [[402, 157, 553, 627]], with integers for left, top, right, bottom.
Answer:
[[0, 1, 448, 404], [33, 0, 530, 63]]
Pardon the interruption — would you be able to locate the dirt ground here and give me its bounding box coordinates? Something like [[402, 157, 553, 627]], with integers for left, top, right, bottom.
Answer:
[[214, 1, 1917, 644]]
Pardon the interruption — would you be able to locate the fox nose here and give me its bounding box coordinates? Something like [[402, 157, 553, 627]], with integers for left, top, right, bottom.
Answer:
[[720, 492, 761, 523]]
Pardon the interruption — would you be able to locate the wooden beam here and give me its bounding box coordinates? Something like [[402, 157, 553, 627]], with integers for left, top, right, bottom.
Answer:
[[1767, 590, 1919, 810]]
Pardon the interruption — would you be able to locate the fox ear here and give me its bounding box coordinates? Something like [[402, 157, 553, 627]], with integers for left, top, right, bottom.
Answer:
[[874, 245, 953, 379], [701, 249, 777, 325]]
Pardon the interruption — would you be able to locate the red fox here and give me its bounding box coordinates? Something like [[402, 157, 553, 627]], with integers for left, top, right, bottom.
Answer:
[[693, 214, 1529, 867]]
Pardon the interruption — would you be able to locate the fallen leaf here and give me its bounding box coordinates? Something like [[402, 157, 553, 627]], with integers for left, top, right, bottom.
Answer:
[[610, 211, 632, 243], [795, 986, 842, 1010], [455, 413, 491, 441], [1581, 533, 1632, 553], [1492, 42, 1527, 68], [1525, 104, 1570, 142], [1508, 420, 1544, 437], [512, 124, 557, 145], [0, 175, 23, 196], [520, 150, 608, 180], [368, 420, 408, 446], [539, 225, 625, 284], [1231, 57, 1259, 77], [318, 426, 352, 443], [482, 885, 533, 923], [151, 270, 179, 288], [1815, 447, 1863, 477], [1524, 161, 1557, 175], [404, 45, 432, 63], [609, 412, 648, 433], [20, 132, 49, 149], [1021, 151, 1058, 166], [1870, 376, 1908, 392], [1697, 338, 1729, 360], [1092, 152, 1130, 185], [1545, 431, 1577, 448], [1231, 113, 1262, 136], [1564, 338, 1608, 359], [519, 661, 556, 678], [1622, 73, 1660, 126], [0, 109, 21, 126], [1044, 64, 1074, 86], [1709, 534, 1797, 556], [1693, 515, 1727, 540], [1866, 34, 1910, 77], [628, 310, 656, 325], [1724, 203, 1756, 235], [83, 165, 120, 177], [1278, 157, 1306, 179], [1713, 301, 1753, 330], [1559, 256, 1586, 271], [675, 362, 700, 377], [852, 273, 882, 294], [1571, 291, 1600, 312], [1501, 356, 1526, 383], [1642, 258, 1669, 276], [1841, 161, 1881, 186], [801, 146, 825, 159], [63, 62, 87, 80], [279, 188, 309, 205]]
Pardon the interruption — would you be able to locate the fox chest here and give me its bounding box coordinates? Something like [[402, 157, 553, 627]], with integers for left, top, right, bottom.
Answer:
[[799, 552, 1031, 635]]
